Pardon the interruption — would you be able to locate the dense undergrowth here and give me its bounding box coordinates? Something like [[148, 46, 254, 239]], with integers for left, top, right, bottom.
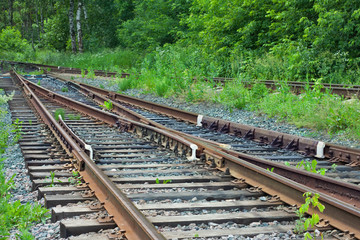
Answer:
[[0, 90, 49, 239], [3, 44, 360, 141]]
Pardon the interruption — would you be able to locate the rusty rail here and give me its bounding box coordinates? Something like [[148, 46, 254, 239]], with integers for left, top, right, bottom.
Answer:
[[11, 70, 166, 240], [67, 78, 360, 208], [44, 72, 360, 207], [14, 70, 360, 238], [48, 71, 360, 167]]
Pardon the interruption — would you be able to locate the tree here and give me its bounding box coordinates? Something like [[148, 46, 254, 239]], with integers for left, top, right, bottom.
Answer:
[[69, 0, 77, 53]]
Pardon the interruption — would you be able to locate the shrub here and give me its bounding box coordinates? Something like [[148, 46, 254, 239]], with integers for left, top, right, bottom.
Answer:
[[0, 27, 31, 53]]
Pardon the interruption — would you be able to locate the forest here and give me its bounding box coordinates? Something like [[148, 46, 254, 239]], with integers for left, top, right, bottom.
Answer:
[[1, 0, 360, 83], [1, 0, 360, 140]]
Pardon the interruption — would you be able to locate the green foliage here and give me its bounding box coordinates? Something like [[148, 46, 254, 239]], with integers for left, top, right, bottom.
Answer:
[[11, 118, 23, 144], [0, 27, 31, 53], [155, 178, 172, 184], [67, 114, 81, 120], [54, 108, 66, 121], [0, 92, 21, 154], [46, 171, 62, 187], [118, 0, 191, 50], [42, 8, 69, 51], [117, 77, 133, 91], [35, 48, 139, 72], [37, 80, 41, 86], [87, 68, 95, 80], [0, 94, 49, 238], [81, 69, 86, 78], [295, 192, 325, 239], [68, 171, 82, 185], [61, 87, 69, 92], [155, 80, 169, 97], [296, 160, 327, 176], [100, 100, 113, 110]]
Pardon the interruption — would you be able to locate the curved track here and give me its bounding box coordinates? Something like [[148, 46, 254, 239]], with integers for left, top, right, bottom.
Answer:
[[3, 70, 359, 239]]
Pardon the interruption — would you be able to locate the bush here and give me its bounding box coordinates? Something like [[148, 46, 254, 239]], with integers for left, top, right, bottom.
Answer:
[[0, 27, 31, 53]]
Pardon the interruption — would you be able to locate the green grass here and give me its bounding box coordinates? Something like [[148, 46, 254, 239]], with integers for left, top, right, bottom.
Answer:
[[34, 48, 141, 72], [54, 108, 66, 121], [67, 114, 81, 120], [2, 45, 360, 141]]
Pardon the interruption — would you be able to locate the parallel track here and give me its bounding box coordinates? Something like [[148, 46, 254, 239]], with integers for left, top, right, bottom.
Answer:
[[1, 65, 360, 238], [6, 70, 360, 238]]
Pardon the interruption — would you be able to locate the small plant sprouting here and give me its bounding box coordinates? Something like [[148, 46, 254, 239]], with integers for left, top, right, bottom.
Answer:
[[37, 80, 41, 86], [61, 87, 69, 92], [331, 163, 337, 172], [267, 167, 274, 172], [294, 192, 325, 239], [296, 160, 327, 176], [155, 178, 172, 184], [28, 119, 32, 125], [11, 118, 23, 144], [68, 171, 82, 185], [81, 69, 86, 78], [67, 114, 81, 120], [46, 171, 62, 187], [99, 84, 105, 89], [54, 108, 66, 121], [100, 100, 113, 111], [163, 179, 172, 184], [194, 233, 199, 238], [87, 68, 95, 80]]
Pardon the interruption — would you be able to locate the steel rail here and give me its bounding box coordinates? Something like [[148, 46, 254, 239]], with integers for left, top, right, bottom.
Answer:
[[11, 71, 167, 240], [60, 78, 360, 208], [14, 71, 360, 238], [47, 71, 360, 167]]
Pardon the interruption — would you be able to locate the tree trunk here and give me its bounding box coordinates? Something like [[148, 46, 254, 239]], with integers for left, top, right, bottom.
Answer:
[[8, 0, 13, 26], [29, 13, 35, 51], [68, 0, 77, 53], [76, 0, 83, 53], [35, 0, 41, 43], [40, 3, 44, 33]]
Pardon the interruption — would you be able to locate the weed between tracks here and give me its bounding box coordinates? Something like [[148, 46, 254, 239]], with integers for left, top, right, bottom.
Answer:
[[0, 90, 49, 239], [295, 192, 325, 239]]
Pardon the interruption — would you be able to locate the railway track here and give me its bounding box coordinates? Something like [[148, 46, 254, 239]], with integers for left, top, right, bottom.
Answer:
[[4, 60, 360, 99], [23, 73, 360, 188], [41, 72, 360, 180], [1, 69, 356, 238]]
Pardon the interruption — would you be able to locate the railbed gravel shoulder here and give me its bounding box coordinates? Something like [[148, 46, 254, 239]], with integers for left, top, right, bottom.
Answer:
[[67, 75, 360, 149], [1, 99, 63, 240]]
